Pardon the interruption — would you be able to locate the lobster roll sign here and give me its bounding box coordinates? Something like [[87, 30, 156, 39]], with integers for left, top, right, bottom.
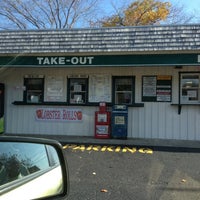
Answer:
[[35, 108, 82, 122]]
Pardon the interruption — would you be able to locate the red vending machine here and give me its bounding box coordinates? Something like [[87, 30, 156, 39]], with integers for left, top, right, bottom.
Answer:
[[95, 102, 111, 139]]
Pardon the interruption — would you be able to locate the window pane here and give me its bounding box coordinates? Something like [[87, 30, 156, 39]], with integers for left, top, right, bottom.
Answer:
[[24, 78, 44, 103], [27, 91, 43, 103], [182, 75, 199, 87], [116, 92, 132, 104], [69, 78, 87, 104], [114, 77, 133, 104], [26, 79, 43, 90], [115, 79, 132, 91], [181, 74, 200, 103]]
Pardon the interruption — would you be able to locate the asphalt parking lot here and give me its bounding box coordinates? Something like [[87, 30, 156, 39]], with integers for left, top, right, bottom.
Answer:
[[63, 143, 200, 200], [4, 134, 200, 199]]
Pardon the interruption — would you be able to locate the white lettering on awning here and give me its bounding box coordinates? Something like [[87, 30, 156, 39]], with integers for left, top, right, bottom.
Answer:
[[37, 56, 94, 65]]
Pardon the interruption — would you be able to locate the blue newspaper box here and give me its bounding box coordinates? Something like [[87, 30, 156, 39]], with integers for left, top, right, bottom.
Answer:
[[111, 105, 128, 139]]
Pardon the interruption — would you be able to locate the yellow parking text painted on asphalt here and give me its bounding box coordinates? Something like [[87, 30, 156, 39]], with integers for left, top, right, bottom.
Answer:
[[63, 144, 153, 154], [138, 148, 153, 154]]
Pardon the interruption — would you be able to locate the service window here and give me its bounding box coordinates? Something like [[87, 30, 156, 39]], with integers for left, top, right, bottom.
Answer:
[[24, 76, 44, 103], [68, 78, 88, 104], [180, 72, 200, 104], [113, 77, 135, 105]]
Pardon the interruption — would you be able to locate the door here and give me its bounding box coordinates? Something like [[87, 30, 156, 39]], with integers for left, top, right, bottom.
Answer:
[[0, 83, 4, 133]]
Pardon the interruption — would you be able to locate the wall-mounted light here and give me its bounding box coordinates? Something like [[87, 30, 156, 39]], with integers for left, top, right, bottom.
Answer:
[[175, 65, 182, 69]]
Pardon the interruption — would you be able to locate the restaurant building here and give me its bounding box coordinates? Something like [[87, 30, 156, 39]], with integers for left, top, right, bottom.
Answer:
[[0, 24, 200, 140]]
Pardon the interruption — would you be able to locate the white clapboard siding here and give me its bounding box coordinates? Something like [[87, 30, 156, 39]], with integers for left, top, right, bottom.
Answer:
[[3, 66, 200, 140], [129, 103, 200, 140]]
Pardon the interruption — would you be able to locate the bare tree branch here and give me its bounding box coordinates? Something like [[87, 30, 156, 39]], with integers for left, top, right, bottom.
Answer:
[[0, 0, 100, 29], [165, 2, 195, 24]]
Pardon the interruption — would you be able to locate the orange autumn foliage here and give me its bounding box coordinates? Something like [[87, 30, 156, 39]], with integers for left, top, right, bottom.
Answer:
[[102, 0, 171, 27]]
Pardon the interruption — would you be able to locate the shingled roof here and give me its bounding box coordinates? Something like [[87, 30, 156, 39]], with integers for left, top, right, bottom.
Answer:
[[0, 24, 200, 54]]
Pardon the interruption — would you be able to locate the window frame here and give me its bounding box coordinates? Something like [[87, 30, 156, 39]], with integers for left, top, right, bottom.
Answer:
[[23, 76, 44, 104], [179, 72, 200, 104], [67, 77, 88, 105], [112, 76, 135, 105]]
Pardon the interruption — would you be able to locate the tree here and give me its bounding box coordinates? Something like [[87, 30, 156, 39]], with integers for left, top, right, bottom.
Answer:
[[0, 0, 99, 30], [101, 0, 171, 27]]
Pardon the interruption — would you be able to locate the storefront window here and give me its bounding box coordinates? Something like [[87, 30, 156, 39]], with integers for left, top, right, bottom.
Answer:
[[113, 77, 134, 105], [24, 76, 44, 103], [180, 73, 200, 104], [68, 78, 88, 104]]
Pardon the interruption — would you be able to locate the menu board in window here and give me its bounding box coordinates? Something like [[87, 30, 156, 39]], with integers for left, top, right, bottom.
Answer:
[[142, 75, 172, 102], [46, 76, 64, 102], [89, 75, 111, 102]]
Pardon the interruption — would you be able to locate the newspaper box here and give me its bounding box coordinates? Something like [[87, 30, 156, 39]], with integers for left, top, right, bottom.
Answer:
[[94, 102, 111, 139], [111, 105, 128, 139]]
